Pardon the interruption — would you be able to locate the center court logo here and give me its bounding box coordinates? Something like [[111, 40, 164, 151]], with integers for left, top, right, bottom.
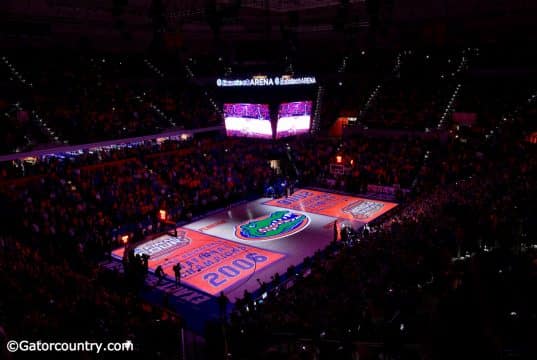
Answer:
[[134, 231, 191, 260], [235, 210, 310, 241], [342, 200, 384, 220]]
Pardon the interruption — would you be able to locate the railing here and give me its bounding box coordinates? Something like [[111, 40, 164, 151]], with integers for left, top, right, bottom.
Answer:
[[184, 61, 223, 117], [436, 50, 472, 129], [242, 0, 365, 12], [311, 85, 324, 132], [0, 126, 223, 163], [135, 92, 178, 128], [1, 56, 63, 145], [436, 83, 462, 129], [352, 52, 405, 127], [143, 58, 165, 78]]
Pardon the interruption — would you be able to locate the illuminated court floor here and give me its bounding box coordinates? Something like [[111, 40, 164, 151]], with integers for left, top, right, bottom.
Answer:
[[112, 189, 397, 301]]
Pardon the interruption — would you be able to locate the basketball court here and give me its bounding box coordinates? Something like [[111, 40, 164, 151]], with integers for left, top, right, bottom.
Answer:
[[108, 189, 397, 330], [111, 189, 397, 300]]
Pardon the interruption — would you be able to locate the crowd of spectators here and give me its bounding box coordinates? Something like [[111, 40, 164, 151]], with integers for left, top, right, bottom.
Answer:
[[287, 135, 428, 190], [2, 48, 533, 154], [0, 94, 51, 154], [0, 128, 446, 359], [325, 48, 536, 133], [224, 109, 537, 359], [0, 137, 266, 357], [0, 138, 280, 264], [359, 50, 463, 130], [0, 235, 182, 359], [0, 47, 535, 360], [0, 97, 34, 154], [317, 50, 465, 131], [0, 53, 219, 152], [1, 115, 534, 359]]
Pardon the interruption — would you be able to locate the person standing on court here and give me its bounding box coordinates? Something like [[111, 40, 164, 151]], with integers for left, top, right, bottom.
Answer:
[[155, 265, 165, 285], [218, 291, 229, 320], [333, 220, 338, 242], [173, 262, 182, 286]]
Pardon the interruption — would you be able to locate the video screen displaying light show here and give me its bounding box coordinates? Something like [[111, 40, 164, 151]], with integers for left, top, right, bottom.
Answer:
[[224, 103, 272, 139], [276, 101, 312, 139]]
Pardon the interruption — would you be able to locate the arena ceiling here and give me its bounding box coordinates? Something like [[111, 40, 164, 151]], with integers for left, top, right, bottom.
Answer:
[[1, 0, 536, 52]]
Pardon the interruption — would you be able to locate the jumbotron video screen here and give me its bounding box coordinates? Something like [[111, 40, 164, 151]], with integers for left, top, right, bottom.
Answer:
[[276, 101, 312, 139], [224, 103, 272, 139]]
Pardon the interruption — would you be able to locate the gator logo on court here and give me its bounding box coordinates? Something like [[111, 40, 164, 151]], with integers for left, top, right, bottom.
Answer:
[[342, 200, 384, 220], [235, 210, 310, 241], [134, 231, 191, 260]]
